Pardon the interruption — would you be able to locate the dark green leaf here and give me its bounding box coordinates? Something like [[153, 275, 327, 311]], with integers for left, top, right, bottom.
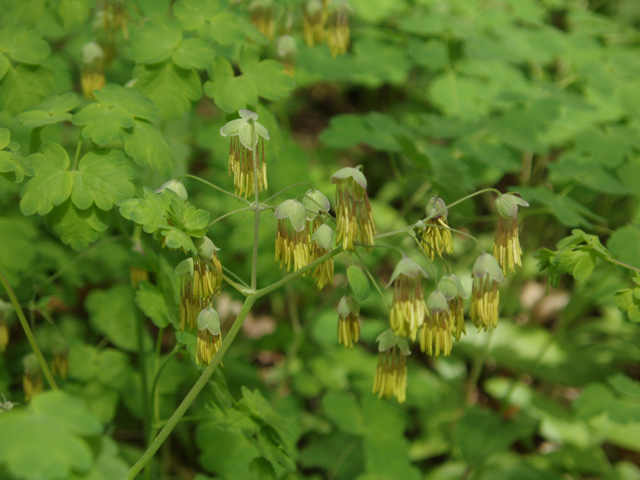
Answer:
[[72, 103, 134, 145], [0, 64, 54, 115], [128, 19, 182, 64], [347, 266, 370, 303], [123, 119, 176, 175], [0, 24, 50, 64], [48, 200, 108, 250], [134, 281, 171, 328]]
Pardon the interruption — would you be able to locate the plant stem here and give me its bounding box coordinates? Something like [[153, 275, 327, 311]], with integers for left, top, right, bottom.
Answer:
[[71, 134, 83, 171], [179, 174, 251, 205], [354, 251, 391, 309], [127, 295, 257, 479], [0, 268, 58, 390], [135, 310, 152, 444], [207, 207, 252, 228], [251, 142, 260, 291], [263, 181, 316, 203]]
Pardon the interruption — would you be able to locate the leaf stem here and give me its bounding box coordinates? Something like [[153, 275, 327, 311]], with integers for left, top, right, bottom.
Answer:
[[206, 207, 252, 228], [0, 268, 58, 390], [71, 134, 83, 171], [250, 137, 261, 291], [178, 174, 251, 205], [126, 295, 257, 479], [263, 182, 315, 204]]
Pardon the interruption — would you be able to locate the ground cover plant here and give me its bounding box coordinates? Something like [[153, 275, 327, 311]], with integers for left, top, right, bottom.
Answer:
[[1, 0, 640, 479]]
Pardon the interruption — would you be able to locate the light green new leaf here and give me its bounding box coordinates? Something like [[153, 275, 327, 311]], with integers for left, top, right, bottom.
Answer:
[[86, 284, 152, 352], [0, 64, 55, 115], [16, 92, 78, 127], [347, 266, 370, 302], [128, 19, 182, 64], [172, 38, 215, 69], [607, 225, 640, 269], [173, 0, 220, 31], [72, 103, 134, 145], [204, 56, 257, 113], [240, 48, 295, 101], [118, 187, 168, 234], [71, 149, 135, 210], [322, 392, 365, 435], [31, 390, 102, 436], [48, 200, 108, 251], [93, 83, 160, 123], [0, 23, 51, 64], [134, 281, 171, 328], [20, 142, 72, 216], [134, 61, 202, 120], [0, 150, 29, 183], [124, 119, 175, 176], [0, 127, 9, 149], [0, 54, 9, 80]]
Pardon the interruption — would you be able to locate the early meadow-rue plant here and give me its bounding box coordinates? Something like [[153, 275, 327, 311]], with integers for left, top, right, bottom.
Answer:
[[51, 339, 69, 380], [196, 307, 222, 366], [420, 197, 453, 261], [337, 295, 360, 349], [303, 0, 326, 47], [373, 330, 411, 403], [311, 224, 335, 289], [327, 0, 351, 57], [275, 199, 310, 272], [220, 110, 270, 199], [438, 275, 468, 341], [493, 193, 529, 275], [276, 35, 297, 76], [420, 291, 453, 357], [470, 253, 505, 331], [388, 258, 428, 341], [331, 166, 376, 251]]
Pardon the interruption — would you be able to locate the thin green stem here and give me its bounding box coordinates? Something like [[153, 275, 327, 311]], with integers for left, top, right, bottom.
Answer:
[[0, 268, 58, 390], [221, 266, 251, 290], [374, 222, 420, 240], [135, 310, 152, 444], [178, 174, 251, 205], [127, 295, 257, 479], [606, 257, 640, 274], [354, 251, 391, 309], [263, 182, 315, 204], [71, 135, 83, 171], [250, 140, 261, 291], [150, 346, 181, 422], [426, 188, 501, 222], [207, 207, 252, 228]]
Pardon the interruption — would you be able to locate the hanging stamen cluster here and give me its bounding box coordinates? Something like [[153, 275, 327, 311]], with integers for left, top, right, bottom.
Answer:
[[493, 194, 529, 275], [196, 307, 223, 366], [310, 224, 335, 289], [420, 197, 453, 261], [303, 0, 326, 47], [327, 0, 351, 57], [276, 35, 297, 76], [23, 354, 43, 402], [420, 291, 453, 357], [220, 110, 270, 199], [332, 166, 376, 251], [177, 238, 224, 332], [470, 253, 504, 331], [373, 331, 411, 403], [275, 199, 311, 272], [438, 275, 468, 342], [337, 295, 360, 349], [388, 258, 428, 341], [249, 0, 275, 40]]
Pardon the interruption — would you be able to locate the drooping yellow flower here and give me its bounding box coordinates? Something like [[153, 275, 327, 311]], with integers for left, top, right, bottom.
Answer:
[[438, 275, 468, 342], [331, 166, 376, 251], [196, 307, 222, 366], [420, 197, 453, 261], [310, 224, 335, 289], [372, 330, 411, 403], [493, 193, 529, 275], [275, 199, 311, 272], [420, 291, 453, 357], [469, 253, 504, 331], [80, 42, 105, 100], [388, 258, 428, 341], [220, 110, 270, 199], [303, 0, 326, 47], [249, 0, 275, 40], [327, 0, 351, 56], [23, 354, 43, 402], [337, 295, 360, 349], [276, 35, 297, 76]]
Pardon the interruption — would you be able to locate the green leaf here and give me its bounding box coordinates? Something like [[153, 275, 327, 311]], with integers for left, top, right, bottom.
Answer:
[[128, 19, 182, 64], [20, 142, 72, 216], [57, 0, 92, 29], [31, 390, 102, 436], [123, 119, 176, 175], [0, 24, 50, 64], [86, 284, 152, 352], [134, 61, 202, 120], [16, 92, 78, 127], [0, 394, 94, 480], [609, 373, 640, 399], [518, 186, 600, 227], [0, 54, 10, 80], [93, 83, 160, 123], [571, 250, 596, 280], [71, 150, 135, 211], [575, 126, 632, 168], [322, 392, 365, 435], [134, 281, 171, 328], [173, 0, 219, 31], [248, 458, 277, 480], [320, 113, 402, 151], [199, 13, 246, 45], [240, 48, 295, 101], [574, 383, 615, 419], [347, 266, 370, 302], [48, 200, 108, 251], [0, 127, 9, 150], [457, 406, 533, 467], [204, 56, 257, 113], [72, 103, 134, 145], [0, 150, 28, 183], [607, 225, 640, 269], [118, 186, 168, 234], [0, 64, 54, 115], [172, 37, 215, 69]]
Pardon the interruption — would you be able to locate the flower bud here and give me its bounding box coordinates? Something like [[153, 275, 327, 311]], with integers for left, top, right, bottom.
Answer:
[[156, 179, 188, 202]]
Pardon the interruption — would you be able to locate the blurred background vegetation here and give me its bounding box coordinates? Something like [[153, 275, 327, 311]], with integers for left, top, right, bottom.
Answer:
[[1, 0, 640, 479]]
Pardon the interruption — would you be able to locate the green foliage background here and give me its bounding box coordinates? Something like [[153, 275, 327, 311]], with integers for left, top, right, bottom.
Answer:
[[1, 0, 640, 479]]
